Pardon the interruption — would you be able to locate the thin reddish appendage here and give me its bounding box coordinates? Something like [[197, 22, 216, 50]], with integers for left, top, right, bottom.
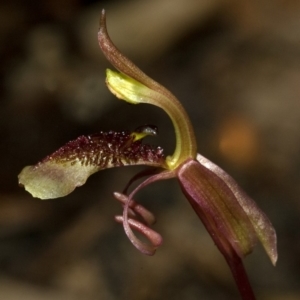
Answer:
[[119, 168, 162, 224], [114, 192, 161, 255], [122, 168, 162, 195], [114, 170, 176, 255], [114, 191, 156, 226]]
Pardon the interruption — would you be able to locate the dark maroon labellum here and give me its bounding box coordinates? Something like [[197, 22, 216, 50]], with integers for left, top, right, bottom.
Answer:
[[41, 129, 164, 169]]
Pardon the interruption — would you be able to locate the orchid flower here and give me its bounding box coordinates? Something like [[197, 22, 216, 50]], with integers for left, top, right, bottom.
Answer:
[[18, 10, 277, 300]]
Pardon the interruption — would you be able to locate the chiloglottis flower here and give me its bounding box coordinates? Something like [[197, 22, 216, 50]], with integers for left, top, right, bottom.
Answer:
[[18, 10, 277, 300]]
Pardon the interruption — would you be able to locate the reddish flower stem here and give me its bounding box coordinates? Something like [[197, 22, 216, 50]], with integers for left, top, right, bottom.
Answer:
[[182, 187, 256, 300], [224, 250, 256, 300], [196, 208, 256, 299]]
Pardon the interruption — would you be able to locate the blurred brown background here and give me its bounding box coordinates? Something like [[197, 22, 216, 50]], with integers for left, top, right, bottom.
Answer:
[[1, 0, 300, 299]]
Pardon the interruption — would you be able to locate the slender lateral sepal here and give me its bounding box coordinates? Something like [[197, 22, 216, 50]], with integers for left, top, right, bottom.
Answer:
[[114, 191, 156, 225], [114, 170, 176, 255], [115, 215, 163, 255]]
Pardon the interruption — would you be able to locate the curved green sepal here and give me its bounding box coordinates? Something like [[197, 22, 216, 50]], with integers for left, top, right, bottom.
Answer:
[[99, 11, 197, 169]]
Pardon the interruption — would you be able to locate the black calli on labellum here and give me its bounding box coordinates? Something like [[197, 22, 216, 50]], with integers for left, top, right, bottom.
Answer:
[[18, 10, 277, 300]]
